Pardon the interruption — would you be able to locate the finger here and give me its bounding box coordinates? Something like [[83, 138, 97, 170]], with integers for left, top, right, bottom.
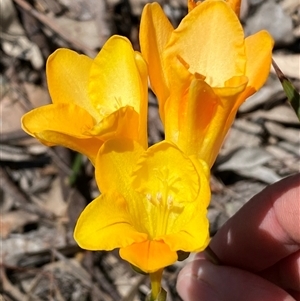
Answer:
[[177, 258, 295, 301], [209, 173, 300, 271], [259, 249, 300, 293]]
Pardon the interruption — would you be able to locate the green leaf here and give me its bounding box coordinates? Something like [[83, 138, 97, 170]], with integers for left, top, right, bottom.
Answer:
[[272, 59, 300, 121], [69, 153, 83, 186]]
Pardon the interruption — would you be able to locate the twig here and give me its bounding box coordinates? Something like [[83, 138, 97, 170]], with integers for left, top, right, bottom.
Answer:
[[94, 265, 122, 301], [0, 130, 30, 143], [12, 0, 97, 57], [87, 0, 112, 47], [121, 274, 147, 301], [1, 265, 27, 301], [0, 167, 55, 220]]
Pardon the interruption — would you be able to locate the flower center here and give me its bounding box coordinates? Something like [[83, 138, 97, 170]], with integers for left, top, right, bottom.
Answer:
[[136, 167, 185, 239], [130, 142, 200, 240], [95, 96, 124, 119], [144, 192, 184, 239]]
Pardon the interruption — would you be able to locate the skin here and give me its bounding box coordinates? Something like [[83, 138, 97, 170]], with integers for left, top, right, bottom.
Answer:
[[177, 173, 300, 301]]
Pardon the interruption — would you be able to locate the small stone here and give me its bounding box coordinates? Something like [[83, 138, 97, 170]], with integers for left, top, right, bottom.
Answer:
[[245, 0, 295, 45]]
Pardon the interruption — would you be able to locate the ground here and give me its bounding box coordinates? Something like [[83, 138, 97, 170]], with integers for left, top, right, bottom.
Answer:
[[1, 0, 299, 300]]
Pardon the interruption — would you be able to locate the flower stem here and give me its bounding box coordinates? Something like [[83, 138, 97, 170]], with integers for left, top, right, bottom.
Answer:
[[149, 269, 164, 300], [205, 245, 221, 265]]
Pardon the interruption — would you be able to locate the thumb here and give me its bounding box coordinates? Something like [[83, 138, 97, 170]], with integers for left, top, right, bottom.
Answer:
[[176, 257, 295, 301]]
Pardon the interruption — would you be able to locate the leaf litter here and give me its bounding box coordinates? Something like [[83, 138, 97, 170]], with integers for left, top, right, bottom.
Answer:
[[1, 0, 299, 300]]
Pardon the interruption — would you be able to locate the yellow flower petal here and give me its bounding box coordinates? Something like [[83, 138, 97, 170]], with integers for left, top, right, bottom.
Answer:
[[165, 76, 218, 163], [131, 141, 199, 208], [120, 240, 177, 274], [74, 193, 147, 250], [89, 36, 145, 121], [96, 138, 145, 194], [164, 57, 248, 166], [36, 131, 102, 163], [161, 206, 209, 252], [189, 156, 211, 186], [134, 51, 149, 148], [140, 3, 173, 121], [46, 49, 98, 120], [21, 103, 101, 162], [160, 159, 210, 251], [163, 56, 193, 145], [126, 141, 208, 243], [186, 77, 247, 166], [164, 1, 246, 87], [87, 106, 140, 141], [236, 30, 274, 106], [22, 104, 95, 138]]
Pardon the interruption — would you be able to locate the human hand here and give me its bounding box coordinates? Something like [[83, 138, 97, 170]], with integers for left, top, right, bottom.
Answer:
[[177, 173, 300, 301]]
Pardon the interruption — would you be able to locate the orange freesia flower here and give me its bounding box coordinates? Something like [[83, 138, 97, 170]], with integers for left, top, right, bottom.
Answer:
[[74, 138, 210, 273], [140, 0, 274, 167], [21, 36, 148, 164]]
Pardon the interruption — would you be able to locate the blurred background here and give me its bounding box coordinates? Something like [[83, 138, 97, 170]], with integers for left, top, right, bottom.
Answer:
[[1, 0, 299, 300]]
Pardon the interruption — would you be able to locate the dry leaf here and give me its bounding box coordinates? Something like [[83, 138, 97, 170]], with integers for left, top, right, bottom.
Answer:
[[0, 210, 39, 238]]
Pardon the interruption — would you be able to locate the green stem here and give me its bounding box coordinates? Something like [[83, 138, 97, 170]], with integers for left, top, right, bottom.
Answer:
[[69, 153, 83, 186], [149, 269, 164, 300]]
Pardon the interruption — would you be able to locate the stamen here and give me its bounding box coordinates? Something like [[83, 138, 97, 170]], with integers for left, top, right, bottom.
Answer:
[[114, 96, 123, 109], [156, 192, 162, 203], [167, 195, 173, 208], [96, 106, 108, 118], [146, 193, 152, 202]]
